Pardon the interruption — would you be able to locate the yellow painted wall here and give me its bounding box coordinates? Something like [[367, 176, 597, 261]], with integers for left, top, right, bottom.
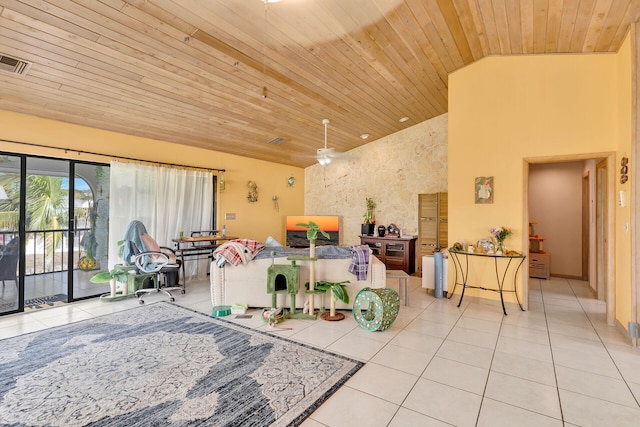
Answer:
[[449, 51, 630, 326], [616, 32, 633, 327], [0, 110, 305, 244]]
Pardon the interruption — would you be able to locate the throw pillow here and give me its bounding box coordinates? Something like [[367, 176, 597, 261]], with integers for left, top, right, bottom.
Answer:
[[264, 236, 283, 247]]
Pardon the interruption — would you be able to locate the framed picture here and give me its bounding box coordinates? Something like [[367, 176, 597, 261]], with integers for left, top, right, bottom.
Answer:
[[475, 176, 494, 204]]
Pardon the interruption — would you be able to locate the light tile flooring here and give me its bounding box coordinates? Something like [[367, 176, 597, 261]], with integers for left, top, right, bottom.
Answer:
[[1, 276, 640, 426], [0, 270, 111, 313]]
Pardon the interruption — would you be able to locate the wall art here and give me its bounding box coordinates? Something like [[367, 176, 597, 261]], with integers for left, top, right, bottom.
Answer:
[[475, 176, 494, 204]]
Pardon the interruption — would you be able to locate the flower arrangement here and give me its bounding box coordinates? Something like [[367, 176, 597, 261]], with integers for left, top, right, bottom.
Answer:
[[489, 226, 512, 253]]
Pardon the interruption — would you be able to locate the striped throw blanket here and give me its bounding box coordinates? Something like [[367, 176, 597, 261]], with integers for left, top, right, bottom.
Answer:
[[348, 245, 371, 280]]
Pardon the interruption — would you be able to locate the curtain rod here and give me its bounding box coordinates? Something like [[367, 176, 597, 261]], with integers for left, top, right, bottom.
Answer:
[[0, 139, 226, 173]]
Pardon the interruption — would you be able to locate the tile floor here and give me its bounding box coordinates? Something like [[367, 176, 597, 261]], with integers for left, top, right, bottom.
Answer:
[[1, 276, 640, 426], [0, 269, 112, 313]]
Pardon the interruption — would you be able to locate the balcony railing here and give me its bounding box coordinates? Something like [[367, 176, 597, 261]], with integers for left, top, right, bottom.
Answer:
[[1, 228, 92, 276]]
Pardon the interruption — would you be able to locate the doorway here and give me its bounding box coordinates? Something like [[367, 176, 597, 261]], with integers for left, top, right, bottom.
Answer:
[[0, 153, 110, 314], [524, 153, 614, 322]]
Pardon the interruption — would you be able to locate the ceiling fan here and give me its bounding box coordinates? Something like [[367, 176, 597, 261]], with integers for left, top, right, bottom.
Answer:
[[315, 119, 352, 166]]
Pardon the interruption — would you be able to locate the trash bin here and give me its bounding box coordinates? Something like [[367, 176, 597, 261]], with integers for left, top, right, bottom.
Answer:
[[422, 254, 448, 297], [434, 250, 444, 299]]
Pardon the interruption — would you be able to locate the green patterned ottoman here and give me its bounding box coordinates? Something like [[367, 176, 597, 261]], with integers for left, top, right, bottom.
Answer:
[[353, 287, 400, 332]]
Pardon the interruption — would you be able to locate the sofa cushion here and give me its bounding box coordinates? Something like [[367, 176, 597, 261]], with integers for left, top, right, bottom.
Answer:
[[264, 236, 284, 247]]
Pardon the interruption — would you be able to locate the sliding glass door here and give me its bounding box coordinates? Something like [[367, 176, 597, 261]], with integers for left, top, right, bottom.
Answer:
[[0, 153, 109, 315], [0, 155, 22, 313], [23, 157, 70, 308], [73, 163, 110, 299]]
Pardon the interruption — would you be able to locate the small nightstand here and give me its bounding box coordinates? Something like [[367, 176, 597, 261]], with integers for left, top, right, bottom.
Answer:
[[529, 252, 550, 279]]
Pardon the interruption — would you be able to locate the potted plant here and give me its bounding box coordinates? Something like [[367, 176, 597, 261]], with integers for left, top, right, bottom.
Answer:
[[89, 240, 129, 297], [361, 197, 376, 236], [78, 203, 98, 271], [90, 264, 131, 297]]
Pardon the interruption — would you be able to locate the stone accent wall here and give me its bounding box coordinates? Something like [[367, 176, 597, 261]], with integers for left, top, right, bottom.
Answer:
[[305, 113, 448, 247]]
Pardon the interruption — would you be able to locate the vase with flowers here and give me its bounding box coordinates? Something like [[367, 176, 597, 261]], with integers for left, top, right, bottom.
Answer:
[[489, 226, 512, 255]]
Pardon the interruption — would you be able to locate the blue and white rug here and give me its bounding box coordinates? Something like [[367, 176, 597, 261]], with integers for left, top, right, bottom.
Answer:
[[0, 303, 363, 426]]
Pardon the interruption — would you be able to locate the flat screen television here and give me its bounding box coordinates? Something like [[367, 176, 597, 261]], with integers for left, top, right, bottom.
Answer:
[[286, 215, 340, 248]]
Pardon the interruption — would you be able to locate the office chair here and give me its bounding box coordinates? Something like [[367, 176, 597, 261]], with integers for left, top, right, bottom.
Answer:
[[132, 248, 183, 304], [121, 220, 183, 304]]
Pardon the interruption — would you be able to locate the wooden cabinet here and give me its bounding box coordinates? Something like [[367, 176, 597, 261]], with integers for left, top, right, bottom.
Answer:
[[360, 236, 416, 274], [529, 252, 550, 279], [418, 193, 448, 258]]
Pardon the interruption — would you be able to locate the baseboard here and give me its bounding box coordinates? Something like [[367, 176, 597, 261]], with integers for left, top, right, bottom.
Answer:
[[423, 288, 449, 298], [614, 319, 635, 346], [549, 274, 583, 280]]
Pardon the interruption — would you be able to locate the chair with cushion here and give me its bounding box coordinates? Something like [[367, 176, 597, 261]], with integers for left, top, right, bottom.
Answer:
[[121, 220, 183, 304], [132, 249, 182, 303], [0, 238, 19, 288]]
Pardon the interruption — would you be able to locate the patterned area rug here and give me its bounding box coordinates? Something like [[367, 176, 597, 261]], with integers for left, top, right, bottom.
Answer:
[[0, 303, 363, 426]]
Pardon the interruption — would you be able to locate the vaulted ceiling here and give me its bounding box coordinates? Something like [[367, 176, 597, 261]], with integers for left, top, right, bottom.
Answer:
[[0, 0, 638, 167]]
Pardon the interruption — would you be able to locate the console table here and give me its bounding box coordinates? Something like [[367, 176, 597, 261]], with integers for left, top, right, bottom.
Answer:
[[448, 250, 526, 315]]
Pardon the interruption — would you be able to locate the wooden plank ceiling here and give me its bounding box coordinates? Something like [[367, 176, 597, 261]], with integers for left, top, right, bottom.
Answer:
[[0, 0, 638, 167]]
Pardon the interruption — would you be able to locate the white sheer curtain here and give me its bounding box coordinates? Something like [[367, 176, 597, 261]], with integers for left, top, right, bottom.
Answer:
[[108, 161, 214, 279]]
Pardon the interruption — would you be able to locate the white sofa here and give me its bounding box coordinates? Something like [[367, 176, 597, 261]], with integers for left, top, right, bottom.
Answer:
[[210, 249, 386, 310]]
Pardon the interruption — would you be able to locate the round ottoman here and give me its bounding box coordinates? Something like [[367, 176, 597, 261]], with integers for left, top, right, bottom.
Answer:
[[353, 287, 400, 332]]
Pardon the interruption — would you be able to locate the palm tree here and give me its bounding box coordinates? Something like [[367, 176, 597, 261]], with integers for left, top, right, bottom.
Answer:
[[0, 173, 68, 265], [26, 175, 68, 257], [0, 173, 20, 232]]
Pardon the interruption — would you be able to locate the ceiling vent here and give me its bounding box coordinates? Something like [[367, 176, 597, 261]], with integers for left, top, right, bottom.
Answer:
[[267, 137, 287, 145], [0, 54, 32, 76]]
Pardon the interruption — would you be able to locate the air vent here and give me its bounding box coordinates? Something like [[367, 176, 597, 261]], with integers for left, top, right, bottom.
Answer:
[[0, 54, 32, 76], [267, 137, 287, 145]]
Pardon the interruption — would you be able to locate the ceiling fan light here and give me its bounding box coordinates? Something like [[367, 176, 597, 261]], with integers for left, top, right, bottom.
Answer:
[[316, 119, 334, 166], [317, 156, 332, 166]]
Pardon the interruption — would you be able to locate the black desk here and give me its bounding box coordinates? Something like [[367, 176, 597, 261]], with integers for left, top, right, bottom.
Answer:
[[172, 235, 237, 282], [448, 250, 526, 315]]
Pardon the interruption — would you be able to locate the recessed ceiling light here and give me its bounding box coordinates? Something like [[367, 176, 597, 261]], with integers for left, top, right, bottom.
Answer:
[[399, 117, 409, 123], [360, 133, 369, 140]]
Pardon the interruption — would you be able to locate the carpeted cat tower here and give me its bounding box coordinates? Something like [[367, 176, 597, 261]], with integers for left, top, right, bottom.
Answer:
[[266, 260, 300, 311]]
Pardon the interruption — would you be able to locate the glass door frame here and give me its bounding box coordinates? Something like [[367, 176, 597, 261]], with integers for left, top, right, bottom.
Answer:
[[0, 151, 109, 315]]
